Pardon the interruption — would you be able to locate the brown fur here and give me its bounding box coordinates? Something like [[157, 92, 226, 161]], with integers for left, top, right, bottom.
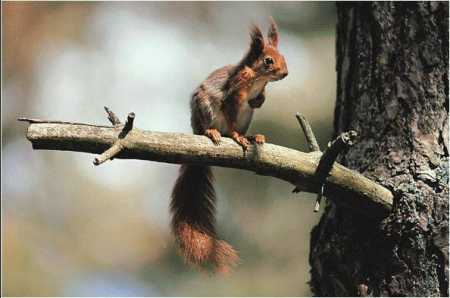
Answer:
[[171, 18, 288, 273], [170, 165, 238, 271], [267, 16, 279, 47]]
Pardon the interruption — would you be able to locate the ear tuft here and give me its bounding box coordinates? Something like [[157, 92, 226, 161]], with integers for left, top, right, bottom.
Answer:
[[249, 24, 264, 54], [267, 16, 279, 48], [240, 24, 264, 66]]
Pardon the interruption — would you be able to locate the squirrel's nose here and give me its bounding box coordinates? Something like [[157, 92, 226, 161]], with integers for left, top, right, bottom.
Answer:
[[281, 71, 288, 78]]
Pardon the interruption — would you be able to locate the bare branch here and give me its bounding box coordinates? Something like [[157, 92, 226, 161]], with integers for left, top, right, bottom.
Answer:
[[296, 112, 320, 152], [315, 130, 358, 182], [104, 106, 121, 126], [314, 185, 324, 212], [93, 142, 124, 165], [18, 117, 109, 127], [292, 113, 321, 195], [313, 130, 358, 212], [94, 111, 136, 166], [20, 118, 393, 219], [121, 112, 135, 136]]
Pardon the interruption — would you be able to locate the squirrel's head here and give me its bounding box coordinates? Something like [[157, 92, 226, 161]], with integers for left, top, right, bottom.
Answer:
[[241, 17, 288, 82]]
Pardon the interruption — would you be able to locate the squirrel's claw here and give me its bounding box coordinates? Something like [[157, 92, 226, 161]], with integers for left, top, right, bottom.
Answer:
[[205, 128, 222, 145], [231, 131, 250, 151]]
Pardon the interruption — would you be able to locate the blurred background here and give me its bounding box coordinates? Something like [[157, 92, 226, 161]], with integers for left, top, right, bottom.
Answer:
[[2, 2, 336, 296]]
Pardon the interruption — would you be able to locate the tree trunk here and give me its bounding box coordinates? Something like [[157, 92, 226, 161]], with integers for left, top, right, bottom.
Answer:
[[309, 2, 448, 296]]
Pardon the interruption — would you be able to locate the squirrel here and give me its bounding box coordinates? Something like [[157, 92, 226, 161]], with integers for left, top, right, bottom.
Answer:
[[170, 17, 288, 273]]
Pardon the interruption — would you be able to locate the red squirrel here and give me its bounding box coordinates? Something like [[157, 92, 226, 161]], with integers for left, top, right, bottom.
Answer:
[[170, 17, 288, 273]]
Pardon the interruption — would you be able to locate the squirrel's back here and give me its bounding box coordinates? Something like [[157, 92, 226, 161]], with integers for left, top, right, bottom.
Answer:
[[190, 65, 235, 134]]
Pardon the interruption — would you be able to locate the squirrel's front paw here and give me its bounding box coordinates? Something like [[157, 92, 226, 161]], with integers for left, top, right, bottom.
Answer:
[[248, 94, 265, 109], [231, 131, 250, 151], [205, 128, 222, 145]]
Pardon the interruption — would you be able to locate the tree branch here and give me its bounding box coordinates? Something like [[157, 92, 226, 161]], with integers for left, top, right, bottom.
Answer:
[[92, 111, 136, 165], [93, 142, 124, 166], [18, 112, 394, 219], [104, 106, 121, 126], [313, 130, 358, 212], [296, 112, 320, 152]]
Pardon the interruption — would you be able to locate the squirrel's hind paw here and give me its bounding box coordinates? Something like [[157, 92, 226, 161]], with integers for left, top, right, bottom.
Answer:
[[247, 134, 266, 145]]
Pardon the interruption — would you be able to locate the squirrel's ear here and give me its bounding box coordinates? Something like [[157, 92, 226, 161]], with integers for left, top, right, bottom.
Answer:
[[249, 24, 264, 55], [240, 24, 264, 67], [267, 17, 279, 48]]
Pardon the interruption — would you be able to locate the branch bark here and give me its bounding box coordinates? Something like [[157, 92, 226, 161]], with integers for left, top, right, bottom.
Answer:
[[19, 115, 393, 218]]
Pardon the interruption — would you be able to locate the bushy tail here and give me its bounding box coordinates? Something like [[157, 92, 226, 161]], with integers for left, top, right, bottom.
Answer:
[[170, 165, 238, 272]]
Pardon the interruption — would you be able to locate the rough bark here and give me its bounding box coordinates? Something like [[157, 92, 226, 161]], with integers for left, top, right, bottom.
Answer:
[[310, 2, 449, 296]]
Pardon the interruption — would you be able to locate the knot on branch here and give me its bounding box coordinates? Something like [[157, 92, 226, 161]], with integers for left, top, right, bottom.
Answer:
[[93, 107, 136, 166]]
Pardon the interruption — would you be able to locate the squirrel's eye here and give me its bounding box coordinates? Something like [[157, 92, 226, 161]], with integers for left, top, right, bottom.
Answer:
[[264, 57, 274, 65]]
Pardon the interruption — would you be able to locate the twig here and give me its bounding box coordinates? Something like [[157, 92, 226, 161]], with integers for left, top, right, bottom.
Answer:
[[293, 113, 321, 194], [19, 112, 393, 219], [119, 112, 135, 138], [314, 185, 324, 212], [104, 106, 121, 126], [18, 117, 110, 128], [93, 143, 124, 165], [313, 130, 358, 212], [296, 112, 320, 152], [93, 110, 136, 166], [315, 131, 357, 182]]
